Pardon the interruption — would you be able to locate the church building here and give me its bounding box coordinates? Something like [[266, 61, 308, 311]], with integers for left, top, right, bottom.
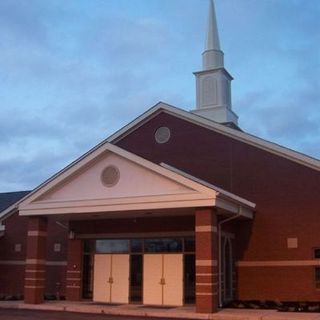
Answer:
[[0, 0, 319, 314]]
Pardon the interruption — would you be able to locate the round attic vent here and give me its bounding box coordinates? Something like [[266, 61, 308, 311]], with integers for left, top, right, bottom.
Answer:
[[155, 127, 171, 144], [101, 165, 120, 187]]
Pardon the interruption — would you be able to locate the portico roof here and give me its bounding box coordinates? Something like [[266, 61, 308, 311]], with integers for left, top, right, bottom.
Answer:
[[18, 143, 255, 218]]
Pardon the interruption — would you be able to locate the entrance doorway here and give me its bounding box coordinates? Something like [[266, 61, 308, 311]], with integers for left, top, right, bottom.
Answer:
[[84, 237, 195, 306], [143, 254, 183, 306], [93, 254, 129, 303]]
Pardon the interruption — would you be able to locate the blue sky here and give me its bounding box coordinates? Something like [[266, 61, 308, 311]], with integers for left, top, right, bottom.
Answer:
[[0, 0, 319, 192]]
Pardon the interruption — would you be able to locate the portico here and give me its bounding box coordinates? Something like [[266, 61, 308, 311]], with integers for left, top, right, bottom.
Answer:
[[19, 143, 254, 313]]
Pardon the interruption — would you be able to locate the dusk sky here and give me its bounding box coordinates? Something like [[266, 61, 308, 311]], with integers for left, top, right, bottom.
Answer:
[[0, 0, 319, 192]]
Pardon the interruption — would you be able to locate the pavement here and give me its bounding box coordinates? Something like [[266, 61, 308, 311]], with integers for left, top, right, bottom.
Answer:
[[1, 301, 320, 320]]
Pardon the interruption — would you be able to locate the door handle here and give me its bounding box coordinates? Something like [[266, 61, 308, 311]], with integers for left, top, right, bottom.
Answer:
[[159, 278, 166, 285], [108, 277, 114, 284]]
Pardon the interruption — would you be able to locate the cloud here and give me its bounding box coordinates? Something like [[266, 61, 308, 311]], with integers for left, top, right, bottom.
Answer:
[[237, 76, 320, 158], [0, 0, 319, 192]]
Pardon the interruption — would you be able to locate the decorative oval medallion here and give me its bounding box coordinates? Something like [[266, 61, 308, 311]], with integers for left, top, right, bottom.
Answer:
[[155, 126, 171, 144], [101, 165, 120, 187]]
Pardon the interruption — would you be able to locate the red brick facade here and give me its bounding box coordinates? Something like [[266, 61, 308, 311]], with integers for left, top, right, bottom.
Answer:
[[24, 216, 48, 304], [115, 112, 320, 302], [66, 239, 83, 301], [195, 208, 218, 313], [0, 110, 319, 308], [0, 212, 67, 298]]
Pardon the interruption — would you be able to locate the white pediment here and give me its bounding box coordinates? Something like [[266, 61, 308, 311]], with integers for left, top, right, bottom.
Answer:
[[19, 144, 217, 216], [38, 153, 194, 201]]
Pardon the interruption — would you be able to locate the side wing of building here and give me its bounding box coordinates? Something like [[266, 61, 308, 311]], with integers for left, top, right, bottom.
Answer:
[[114, 109, 320, 301]]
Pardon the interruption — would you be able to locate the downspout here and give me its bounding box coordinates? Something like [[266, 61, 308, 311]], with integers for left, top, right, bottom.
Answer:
[[218, 205, 243, 308]]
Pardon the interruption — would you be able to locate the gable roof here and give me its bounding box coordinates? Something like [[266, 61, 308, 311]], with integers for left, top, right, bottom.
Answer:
[[1, 100, 318, 220], [108, 102, 320, 171], [0, 191, 31, 229], [0, 191, 31, 212], [0, 190, 31, 217], [18, 143, 255, 218]]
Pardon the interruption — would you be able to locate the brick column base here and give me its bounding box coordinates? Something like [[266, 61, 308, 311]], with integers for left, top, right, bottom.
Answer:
[[24, 217, 48, 304], [195, 208, 218, 313], [66, 239, 83, 301]]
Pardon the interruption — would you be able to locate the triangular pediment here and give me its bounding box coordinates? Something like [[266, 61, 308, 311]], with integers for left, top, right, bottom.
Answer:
[[38, 153, 196, 202], [19, 144, 217, 216]]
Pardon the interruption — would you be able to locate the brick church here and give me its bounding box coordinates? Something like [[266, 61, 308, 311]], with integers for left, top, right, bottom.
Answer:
[[0, 0, 319, 314]]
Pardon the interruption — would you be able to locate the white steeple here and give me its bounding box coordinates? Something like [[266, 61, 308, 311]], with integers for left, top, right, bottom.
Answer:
[[192, 0, 239, 127], [203, 0, 223, 70]]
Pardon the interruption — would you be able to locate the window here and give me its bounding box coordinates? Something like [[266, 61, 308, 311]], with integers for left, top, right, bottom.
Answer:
[[91, 237, 193, 254], [155, 127, 171, 144], [96, 239, 129, 253], [314, 248, 320, 259], [315, 267, 320, 289], [144, 238, 182, 253], [130, 239, 143, 253]]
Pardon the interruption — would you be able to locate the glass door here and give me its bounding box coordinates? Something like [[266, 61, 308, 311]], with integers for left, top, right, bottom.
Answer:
[[129, 255, 143, 303]]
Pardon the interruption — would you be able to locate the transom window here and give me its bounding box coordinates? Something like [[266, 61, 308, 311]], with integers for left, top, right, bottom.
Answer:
[[90, 237, 195, 254], [144, 238, 182, 253], [96, 239, 129, 253]]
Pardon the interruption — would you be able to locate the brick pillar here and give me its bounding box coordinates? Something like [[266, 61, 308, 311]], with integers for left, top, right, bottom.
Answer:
[[24, 216, 48, 304], [195, 208, 218, 313], [66, 239, 83, 301]]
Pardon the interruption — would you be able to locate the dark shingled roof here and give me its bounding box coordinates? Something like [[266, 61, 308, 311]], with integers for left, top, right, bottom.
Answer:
[[0, 191, 31, 213]]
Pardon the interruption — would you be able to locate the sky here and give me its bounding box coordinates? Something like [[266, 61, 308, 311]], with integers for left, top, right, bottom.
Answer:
[[0, 0, 319, 192]]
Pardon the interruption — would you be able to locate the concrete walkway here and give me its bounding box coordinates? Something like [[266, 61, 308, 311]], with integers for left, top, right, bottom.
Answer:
[[0, 301, 320, 320]]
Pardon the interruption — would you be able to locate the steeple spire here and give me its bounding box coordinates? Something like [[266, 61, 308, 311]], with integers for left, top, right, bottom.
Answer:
[[191, 0, 239, 127], [206, 0, 220, 50], [203, 0, 224, 70]]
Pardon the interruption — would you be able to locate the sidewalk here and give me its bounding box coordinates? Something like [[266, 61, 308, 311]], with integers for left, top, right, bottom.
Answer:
[[1, 301, 320, 320]]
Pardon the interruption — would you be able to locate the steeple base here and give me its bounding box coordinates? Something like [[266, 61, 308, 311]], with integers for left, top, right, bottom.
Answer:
[[191, 105, 238, 126]]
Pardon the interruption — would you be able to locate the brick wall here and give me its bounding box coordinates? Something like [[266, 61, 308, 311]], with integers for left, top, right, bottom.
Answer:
[[116, 111, 320, 301], [0, 212, 67, 297]]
